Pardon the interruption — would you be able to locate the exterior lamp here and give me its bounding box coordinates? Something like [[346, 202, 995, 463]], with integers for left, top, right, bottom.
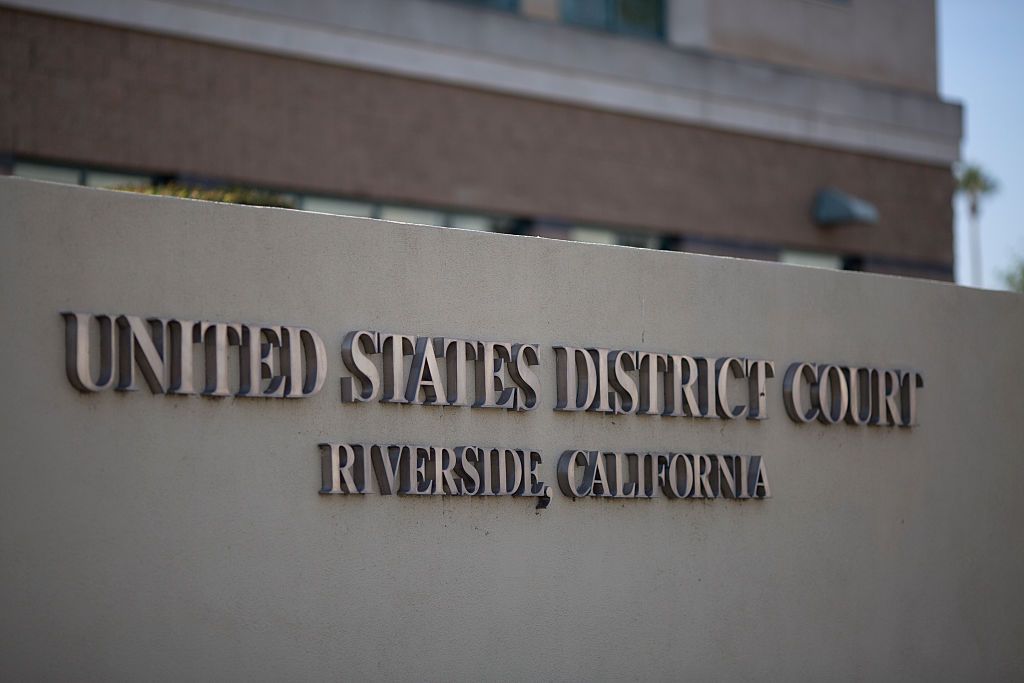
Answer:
[[812, 188, 879, 227]]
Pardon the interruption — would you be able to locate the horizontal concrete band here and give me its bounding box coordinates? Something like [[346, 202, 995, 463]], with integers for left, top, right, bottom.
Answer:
[[2, 0, 962, 165]]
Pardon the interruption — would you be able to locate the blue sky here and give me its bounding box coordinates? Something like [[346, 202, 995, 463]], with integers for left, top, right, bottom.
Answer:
[[939, 0, 1024, 289]]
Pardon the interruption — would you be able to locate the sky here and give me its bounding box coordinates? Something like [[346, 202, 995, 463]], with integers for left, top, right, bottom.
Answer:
[[938, 0, 1024, 290]]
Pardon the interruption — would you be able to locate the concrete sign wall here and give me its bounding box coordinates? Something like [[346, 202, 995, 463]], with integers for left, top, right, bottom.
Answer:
[[1, 178, 1022, 680]]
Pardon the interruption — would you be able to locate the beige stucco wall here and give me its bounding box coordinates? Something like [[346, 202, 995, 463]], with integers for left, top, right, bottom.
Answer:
[[1, 178, 1022, 680], [669, 0, 938, 93]]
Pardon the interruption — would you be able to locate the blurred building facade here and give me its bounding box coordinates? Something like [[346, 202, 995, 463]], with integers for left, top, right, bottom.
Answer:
[[0, 0, 962, 279]]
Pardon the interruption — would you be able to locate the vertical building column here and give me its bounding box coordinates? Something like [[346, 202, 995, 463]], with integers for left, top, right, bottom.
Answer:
[[665, 0, 711, 50], [521, 0, 559, 22]]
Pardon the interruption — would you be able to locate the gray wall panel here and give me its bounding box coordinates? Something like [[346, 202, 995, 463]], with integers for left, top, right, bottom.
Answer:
[[1, 179, 1021, 680]]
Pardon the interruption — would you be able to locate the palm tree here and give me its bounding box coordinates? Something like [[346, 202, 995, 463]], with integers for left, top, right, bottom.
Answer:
[[1004, 256, 1024, 293], [956, 164, 998, 287]]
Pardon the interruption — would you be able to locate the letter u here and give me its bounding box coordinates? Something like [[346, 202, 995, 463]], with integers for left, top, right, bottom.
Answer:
[[62, 312, 115, 392]]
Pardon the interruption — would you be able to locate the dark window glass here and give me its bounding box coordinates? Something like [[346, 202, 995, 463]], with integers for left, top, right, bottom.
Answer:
[[561, 0, 609, 29], [842, 255, 865, 272], [616, 0, 664, 37], [562, 0, 664, 39], [450, 0, 519, 11]]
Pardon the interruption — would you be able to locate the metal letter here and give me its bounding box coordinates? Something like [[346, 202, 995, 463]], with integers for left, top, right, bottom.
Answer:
[[507, 343, 541, 411], [431, 446, 459, 495], [319, 443, 343, 494], [318, 443, 360, 494], [478, 447, 496, 496], [167, 319, 197, 395], [717, 455, 739, 499], [715, 357, 748, 419], [554, 346, 597, 411], [697, 357, 720, 419], [197, 321, 242, 397], [632, 452, 654, 498], [280, 326, 327, 398], [609, 452, 637, 498], [636, 351, 666, 415], [746, 359, 775, 420], [872, 368, 903, 426], [883, 369, 904, 427], [900, 370, 924, 427], [341, 330, 381, 402], [406, 336, 445, 405], [372, 445, 403, 495], [495, 448, 523, 495], [556, 450, 591, 498], [62, 312, 115, 392], [749, 456, 771, 498], [783, 362, 820, 423], [474, 342, 517, 409], [455, 446, 482, 496], [401, 445, 433, 495], [434, 338, 477, 407], [609, 351, 639, 415], [239, 325, 285, 398], [522, 451, 546, 497], [816, 364, 849, 424], [380, 333, 415, 403], [844, 367, 872, 426], [662, 355, 700, 417], [663, 453, 693, 499], [116, 315, 167, 393], [588, 348, 613, 413], [590, 451, 610, 496], [691, 453, 714, 498]]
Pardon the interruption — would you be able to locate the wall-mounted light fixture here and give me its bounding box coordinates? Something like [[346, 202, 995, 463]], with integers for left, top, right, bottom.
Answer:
[[813, 188, 879, 227]]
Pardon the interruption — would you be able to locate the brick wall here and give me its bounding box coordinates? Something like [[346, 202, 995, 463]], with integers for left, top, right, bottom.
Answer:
[[0, 9, 954, 276]]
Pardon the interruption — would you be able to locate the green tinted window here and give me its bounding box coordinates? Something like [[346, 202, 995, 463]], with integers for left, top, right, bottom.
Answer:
[[451, 0, 519, 11], [562, 0, 664, 39]]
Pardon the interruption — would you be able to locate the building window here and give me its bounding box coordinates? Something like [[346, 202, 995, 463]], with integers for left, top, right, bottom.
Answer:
[[449, 0, 519, 12], [13, 161, 82, 185], [779, 250, 842, 270], [561, 0, 664, 40], [568, 226, 617, 245], [447, 214, 496, 232], [83, 170, 149, 189], [841, 255, 864, 272], [300, 196, 375, 218], [14, 161, 159, 189], [617, 232, 665, 250], [566, 225, 665, 249], [378, 205, 447, 227]]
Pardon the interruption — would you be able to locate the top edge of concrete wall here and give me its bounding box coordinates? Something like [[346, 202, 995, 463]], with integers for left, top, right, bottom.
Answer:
[[4, 177, 995, 297]]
